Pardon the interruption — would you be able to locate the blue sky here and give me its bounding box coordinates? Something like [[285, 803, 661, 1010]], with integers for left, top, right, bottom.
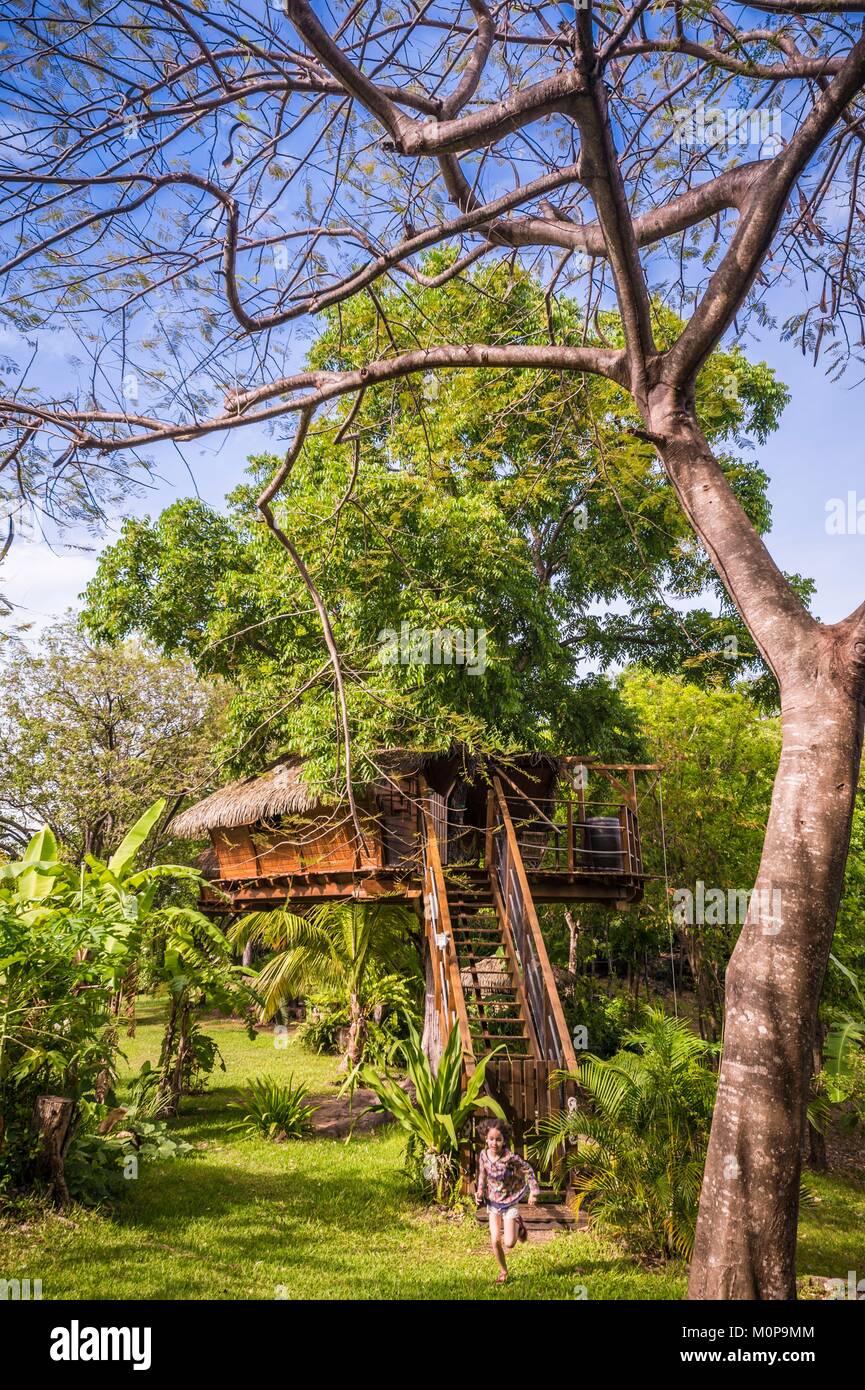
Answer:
[[2, 5, 862, 640]]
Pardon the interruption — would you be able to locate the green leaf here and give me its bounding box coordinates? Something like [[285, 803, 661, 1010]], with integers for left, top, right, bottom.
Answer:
[[19, 827, 60, 902], [107, 799, 166, 877]]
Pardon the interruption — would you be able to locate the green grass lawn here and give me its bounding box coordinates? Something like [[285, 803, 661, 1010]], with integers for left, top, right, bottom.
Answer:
[[2, 1000, 863, 1301]]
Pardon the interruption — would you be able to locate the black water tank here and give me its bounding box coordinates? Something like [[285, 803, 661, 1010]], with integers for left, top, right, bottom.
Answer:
[[584, 816, 623, 872]]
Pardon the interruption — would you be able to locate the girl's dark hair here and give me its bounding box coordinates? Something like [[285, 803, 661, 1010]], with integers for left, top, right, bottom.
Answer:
[[481, 1117, 510, 1144]]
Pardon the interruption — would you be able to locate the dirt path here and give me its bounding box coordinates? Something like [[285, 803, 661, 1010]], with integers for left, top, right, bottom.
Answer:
[[308, 1087, 395, 1139]]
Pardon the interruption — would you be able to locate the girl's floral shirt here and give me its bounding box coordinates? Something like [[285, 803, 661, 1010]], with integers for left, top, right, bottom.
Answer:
[[476, 1148, 540, 1205]]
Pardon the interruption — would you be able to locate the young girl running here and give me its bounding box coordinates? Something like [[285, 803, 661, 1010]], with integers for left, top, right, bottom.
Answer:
[[475, 1119, 539, 1284]]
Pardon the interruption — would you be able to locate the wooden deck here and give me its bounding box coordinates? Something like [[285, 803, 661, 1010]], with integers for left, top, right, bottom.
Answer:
[[200, 762, 651, 914]]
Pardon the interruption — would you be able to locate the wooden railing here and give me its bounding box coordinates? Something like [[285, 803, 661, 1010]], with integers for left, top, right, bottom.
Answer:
[[489, 777, 578, 1075], [418, 779, 475, 1072], [495, 763, 646, 877]]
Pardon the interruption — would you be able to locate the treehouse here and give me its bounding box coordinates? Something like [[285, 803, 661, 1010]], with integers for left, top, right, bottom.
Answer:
[[171, 749, 655, 1158]]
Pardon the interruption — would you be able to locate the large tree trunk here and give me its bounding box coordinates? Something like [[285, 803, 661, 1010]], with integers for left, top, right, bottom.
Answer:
[[645, 389, 865, 1298], [688, 679, 864, 1298]]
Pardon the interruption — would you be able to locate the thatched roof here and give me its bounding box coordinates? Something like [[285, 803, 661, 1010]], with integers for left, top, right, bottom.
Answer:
[[170, 748, 442, 839], [459, 954, 510, 998], [171, 757, 325, 838], [170, 744, 562, 840]]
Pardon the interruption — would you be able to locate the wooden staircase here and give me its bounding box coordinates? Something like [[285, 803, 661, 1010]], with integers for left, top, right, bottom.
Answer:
[[419, 777, 578, 1183], [451, 905, 533, 1057]]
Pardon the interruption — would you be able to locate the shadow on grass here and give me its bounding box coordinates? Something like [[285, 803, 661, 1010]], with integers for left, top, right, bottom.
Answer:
[[39, 1128, 684, 1301]]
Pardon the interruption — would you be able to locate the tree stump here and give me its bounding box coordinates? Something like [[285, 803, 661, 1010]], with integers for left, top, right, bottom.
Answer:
[[30, 1096, 75, 1206]]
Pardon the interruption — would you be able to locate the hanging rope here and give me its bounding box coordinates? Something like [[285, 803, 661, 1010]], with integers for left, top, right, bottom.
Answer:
[[657, 775, 678, 1018]]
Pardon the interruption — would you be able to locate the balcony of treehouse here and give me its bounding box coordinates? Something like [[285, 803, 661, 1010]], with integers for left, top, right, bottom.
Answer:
[[433, 760, 651, 909]]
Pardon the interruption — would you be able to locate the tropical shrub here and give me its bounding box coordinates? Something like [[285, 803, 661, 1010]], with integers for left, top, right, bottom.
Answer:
[[64, 1100, 193, 1207], [152, 906, 256, 1115], [230, 901, 420, 1069], [230, 1075, 318, 1141], [299, 969, 418, 1067], [533, 1009, 718, 1260], [361, 1021, 505, 1205], [0, 804, 216, 1201]]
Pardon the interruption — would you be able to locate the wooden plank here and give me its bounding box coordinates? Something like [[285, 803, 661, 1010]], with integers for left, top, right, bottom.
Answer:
[[418, 777, 475, 1071], [619, 806, 631, 875], [525, 1059, 537, 1133]]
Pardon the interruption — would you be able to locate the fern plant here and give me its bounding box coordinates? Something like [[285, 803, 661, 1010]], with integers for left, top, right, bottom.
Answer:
[[532, 1008, 718, 1261], [229, 1075, 318, 1141]]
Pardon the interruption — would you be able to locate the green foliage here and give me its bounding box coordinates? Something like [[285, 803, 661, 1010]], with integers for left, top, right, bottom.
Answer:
[[65, 1104, 193, 1207], [0, 616, 225, 861], [82, 266, 789, 786], [827, 793, 865, 1018], [533, 1009, 717, 1260], [229, 1074, 318, 1141], [616, 671, 781, 1035], [230, 901, 419, 1075], [150, 906, 256, 1115], [816, 956, 865, 1133], [0, 807, 208, 1194], [361, 1021, 505, 1204], [561, 986, 647, 1061], [299, 968, 418, 1067]]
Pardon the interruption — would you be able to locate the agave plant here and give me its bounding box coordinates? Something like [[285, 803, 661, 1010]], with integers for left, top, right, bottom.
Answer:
[[229, 1075, 319, 1141], [532, 1008, 718, 1260], [361, 1021, 505, 1204]]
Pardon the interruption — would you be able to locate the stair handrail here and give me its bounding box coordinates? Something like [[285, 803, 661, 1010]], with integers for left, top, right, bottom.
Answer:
[[490, 777, 579, 1074], [418, 777, 476, 1071]]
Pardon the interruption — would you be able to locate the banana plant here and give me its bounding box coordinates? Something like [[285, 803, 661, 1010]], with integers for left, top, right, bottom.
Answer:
[[154, 905, 258, 1114], [0, 801, 227, 1190]]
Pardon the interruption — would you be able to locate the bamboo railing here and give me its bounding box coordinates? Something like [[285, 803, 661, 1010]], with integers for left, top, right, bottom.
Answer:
[[418, 778, 475, 1073], [489, 777, 579, 1076]]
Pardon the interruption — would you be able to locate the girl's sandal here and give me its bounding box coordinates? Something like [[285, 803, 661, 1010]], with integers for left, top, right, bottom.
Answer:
[[517, 1216, 528, 1244], [495, 1270, 508, 1285]]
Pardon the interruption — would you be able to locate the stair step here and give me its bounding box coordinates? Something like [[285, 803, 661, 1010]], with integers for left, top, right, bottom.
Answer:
[[468, 1031, 529, 1040], [468, 1012, 523, 1021]]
